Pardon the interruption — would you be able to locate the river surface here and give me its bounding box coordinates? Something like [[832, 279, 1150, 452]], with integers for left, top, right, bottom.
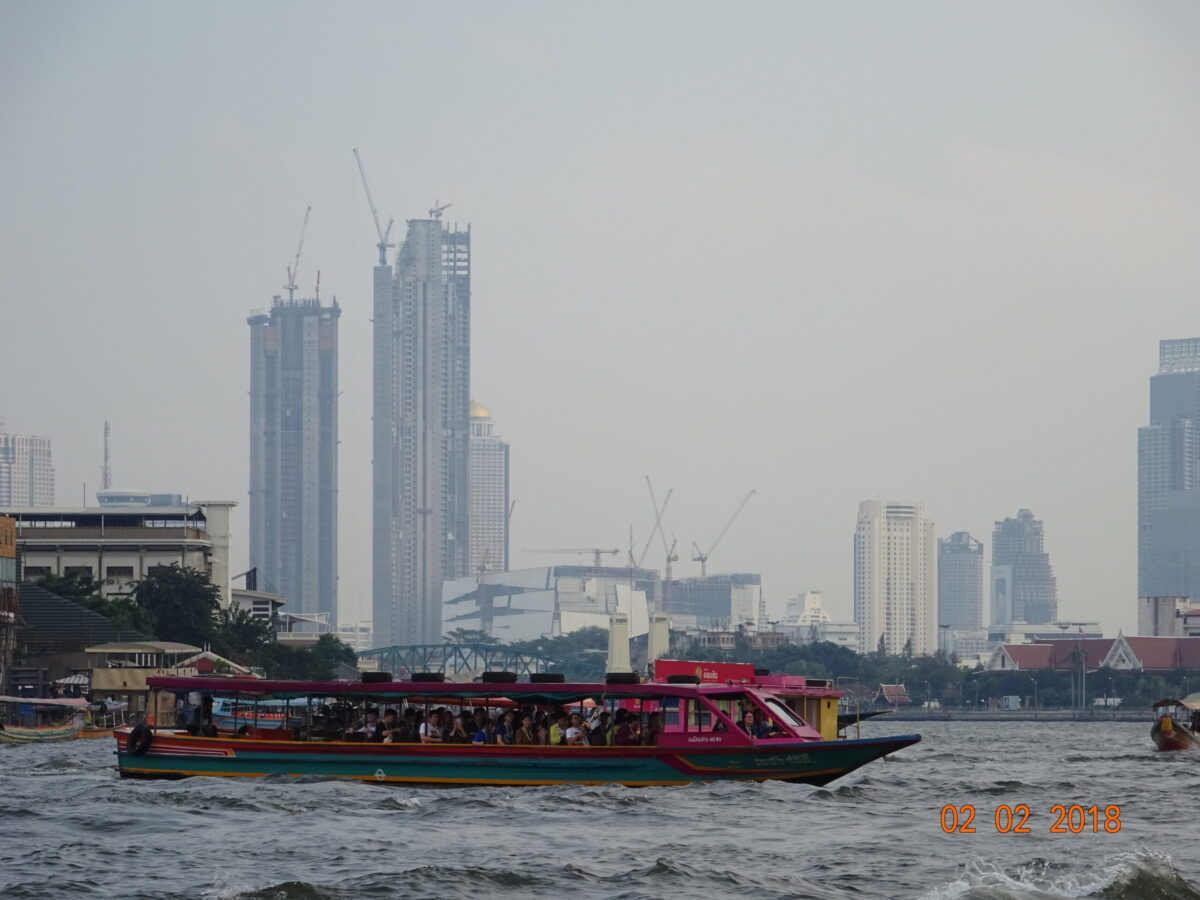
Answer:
[[2, 720, 1199, 899]]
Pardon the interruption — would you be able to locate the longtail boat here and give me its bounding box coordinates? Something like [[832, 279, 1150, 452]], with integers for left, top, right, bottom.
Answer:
[[114, 675, 920, 786], [0, 695, 87, 744], [1152, 697, 1200, 751]]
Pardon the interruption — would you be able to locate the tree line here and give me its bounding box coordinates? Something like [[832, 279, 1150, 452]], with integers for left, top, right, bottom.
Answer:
[[33, 566, 356, 680]]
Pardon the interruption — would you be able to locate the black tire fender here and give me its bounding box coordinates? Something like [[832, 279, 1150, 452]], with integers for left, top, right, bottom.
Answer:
[[126, 723, 153, 756]]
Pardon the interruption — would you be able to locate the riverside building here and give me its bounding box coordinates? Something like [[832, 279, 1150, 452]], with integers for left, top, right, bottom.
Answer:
[[853, 501, 937, 655], [373, 216, 471, 646], [248, 298, 340, 620]]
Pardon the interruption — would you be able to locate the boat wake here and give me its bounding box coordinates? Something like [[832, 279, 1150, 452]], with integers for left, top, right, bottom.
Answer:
[[921, 850, 1200, 899]]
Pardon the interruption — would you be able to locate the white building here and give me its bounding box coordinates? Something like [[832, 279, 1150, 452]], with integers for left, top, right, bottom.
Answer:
[[337, 620, 374, 652], [0, 427, 54, 507], [7, 500, 236, 605], [854, 500, 937, 655], [468, 401, 509, 575], [779, 590, 857, 649], [442, 565, 659, 643]]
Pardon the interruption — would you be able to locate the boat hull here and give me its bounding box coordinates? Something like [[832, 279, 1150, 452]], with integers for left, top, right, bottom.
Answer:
[[0, 724, 81, 744], [115, 731, 920, 786], [1152, 720, 1194, 752]]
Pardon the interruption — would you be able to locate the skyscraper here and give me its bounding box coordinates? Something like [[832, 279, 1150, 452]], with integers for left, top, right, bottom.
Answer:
[[853, 501, 937, 655], [990, 509, 1057, 625], [373, 217, 471, 646], [1139, 338, 1200, 607], [937, 532, 983, 631], [0, 425, 54, 506], [247, 297, 340, 620], [468, 400, 509, 574]]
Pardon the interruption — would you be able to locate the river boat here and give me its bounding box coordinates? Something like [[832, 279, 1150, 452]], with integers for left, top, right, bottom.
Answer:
[[0, 695, 87, 744], [77, 700, 131, 740], [1152, 696, 1200, 751], [115, 675, 921, 786]]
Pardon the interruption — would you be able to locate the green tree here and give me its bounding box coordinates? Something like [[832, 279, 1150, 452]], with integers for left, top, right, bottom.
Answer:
[[211, 602, 275, 664], [256, 634, 357, 680], [443, 627, 498, 645], [35, 572, 156, 634], [130, 564, 220, 646]]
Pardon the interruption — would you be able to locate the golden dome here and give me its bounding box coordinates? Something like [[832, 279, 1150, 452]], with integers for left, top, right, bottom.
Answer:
[[469, 400, 491, 419]]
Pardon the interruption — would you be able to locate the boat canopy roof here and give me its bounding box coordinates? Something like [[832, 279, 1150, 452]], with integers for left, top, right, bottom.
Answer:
[[146, 676, 767, 705], [1152, 697, 1200, 710], [0, 695, 88, 709]]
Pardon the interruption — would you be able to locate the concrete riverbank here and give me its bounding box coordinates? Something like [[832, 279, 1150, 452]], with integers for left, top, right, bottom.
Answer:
[[873, 708, 1147, 723]]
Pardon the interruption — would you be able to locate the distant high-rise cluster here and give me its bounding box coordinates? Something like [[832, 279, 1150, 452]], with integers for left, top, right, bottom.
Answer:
[[1139, 338, 1200, 608], [372, 218, 472, 647], [0, 426, 55, 507], [990, 509, 1057, 625], [937, 532, 983, 631], [853, 501, 936, 655], [468, 401, 509, 575], [247, 298, 340, 620]]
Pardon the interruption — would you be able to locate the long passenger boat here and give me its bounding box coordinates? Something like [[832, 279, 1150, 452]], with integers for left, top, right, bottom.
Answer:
[[0, 695, 87, 744], [114, 675, 920, 786]]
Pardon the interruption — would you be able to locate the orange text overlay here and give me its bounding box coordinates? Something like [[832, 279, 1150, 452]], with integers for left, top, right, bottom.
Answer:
[[939, 804, 1122, 834]]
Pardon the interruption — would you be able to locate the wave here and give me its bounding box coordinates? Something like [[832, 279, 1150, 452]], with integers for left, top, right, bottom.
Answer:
[[920, 850, 1200, 900]]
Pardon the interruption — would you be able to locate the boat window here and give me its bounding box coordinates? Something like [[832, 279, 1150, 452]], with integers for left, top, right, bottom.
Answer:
[[660, 697, 679, 727], [762, 697, 806, 730]]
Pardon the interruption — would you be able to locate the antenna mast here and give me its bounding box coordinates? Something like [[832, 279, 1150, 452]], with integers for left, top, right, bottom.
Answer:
[[101, 420, 112, 490]]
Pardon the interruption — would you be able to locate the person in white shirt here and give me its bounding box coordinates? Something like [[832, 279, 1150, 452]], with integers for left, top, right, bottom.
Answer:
[[564, 712, 590, 746], [418, 710, 442, 743]]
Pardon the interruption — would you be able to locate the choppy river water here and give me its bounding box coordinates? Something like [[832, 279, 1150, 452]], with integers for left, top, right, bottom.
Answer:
[[2, 720, 1199, 899]]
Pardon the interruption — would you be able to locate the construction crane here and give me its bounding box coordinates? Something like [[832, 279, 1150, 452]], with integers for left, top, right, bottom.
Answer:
[[645, 476, 679, 615], [692, 489, 756, 577], [353, 148, 395, 266], [429, 200, 452, 219], [637, 480, 673, 568], [525, 548, 620, 567], [284, 206, 311, 301]]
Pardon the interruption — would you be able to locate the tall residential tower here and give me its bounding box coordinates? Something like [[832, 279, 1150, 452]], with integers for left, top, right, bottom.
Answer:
[[854, 501, 937, 655], [373, 217, 471, 646], [0, 424, 54, 507], [990, 509, 1057, 625], [1139, 338, 1200, 610], [248, 297, 340, 619], [468, 400, 509, 574], [937, 532, 984, 631]]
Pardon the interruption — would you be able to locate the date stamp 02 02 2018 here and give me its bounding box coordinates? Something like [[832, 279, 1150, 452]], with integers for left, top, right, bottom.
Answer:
[[940, 804, 1122, 834]]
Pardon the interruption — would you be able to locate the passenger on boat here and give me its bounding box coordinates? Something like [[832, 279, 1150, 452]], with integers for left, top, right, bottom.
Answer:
[[494, 710, 516, 744], [612, 711, 640, 746], [471, 714, 495, 745], [589, 711, 611, 746], [235, 724, 251, 737], [565, 713, 589, 746], [444, 713, 471, 744], [349, 709, 385, 742], [642, 712, 663, 747], [514, 714, 536, 745], [419, 711, 443, 743], [535, 714, 551, 745], [751, 710, 779, 739], [738, 710, 755, 736], [200, 718, 219, 738]]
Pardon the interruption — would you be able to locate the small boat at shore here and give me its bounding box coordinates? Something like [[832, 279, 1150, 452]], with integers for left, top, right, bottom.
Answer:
[[115, 675, 920, 787], [0, 695, 87, 744], [1152, 697, 1200, 751]]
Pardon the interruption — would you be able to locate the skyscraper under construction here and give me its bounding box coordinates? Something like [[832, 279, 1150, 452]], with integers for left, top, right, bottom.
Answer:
[[372, 216, 471, 646], [247, 296, 340, 621]]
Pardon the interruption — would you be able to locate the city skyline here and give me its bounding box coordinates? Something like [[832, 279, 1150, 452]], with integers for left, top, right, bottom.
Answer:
[[4, 5, 1198, 637]]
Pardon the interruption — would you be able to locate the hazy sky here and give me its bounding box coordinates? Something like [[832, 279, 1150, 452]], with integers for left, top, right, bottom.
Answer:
[[3, 2, 1198, 634]]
